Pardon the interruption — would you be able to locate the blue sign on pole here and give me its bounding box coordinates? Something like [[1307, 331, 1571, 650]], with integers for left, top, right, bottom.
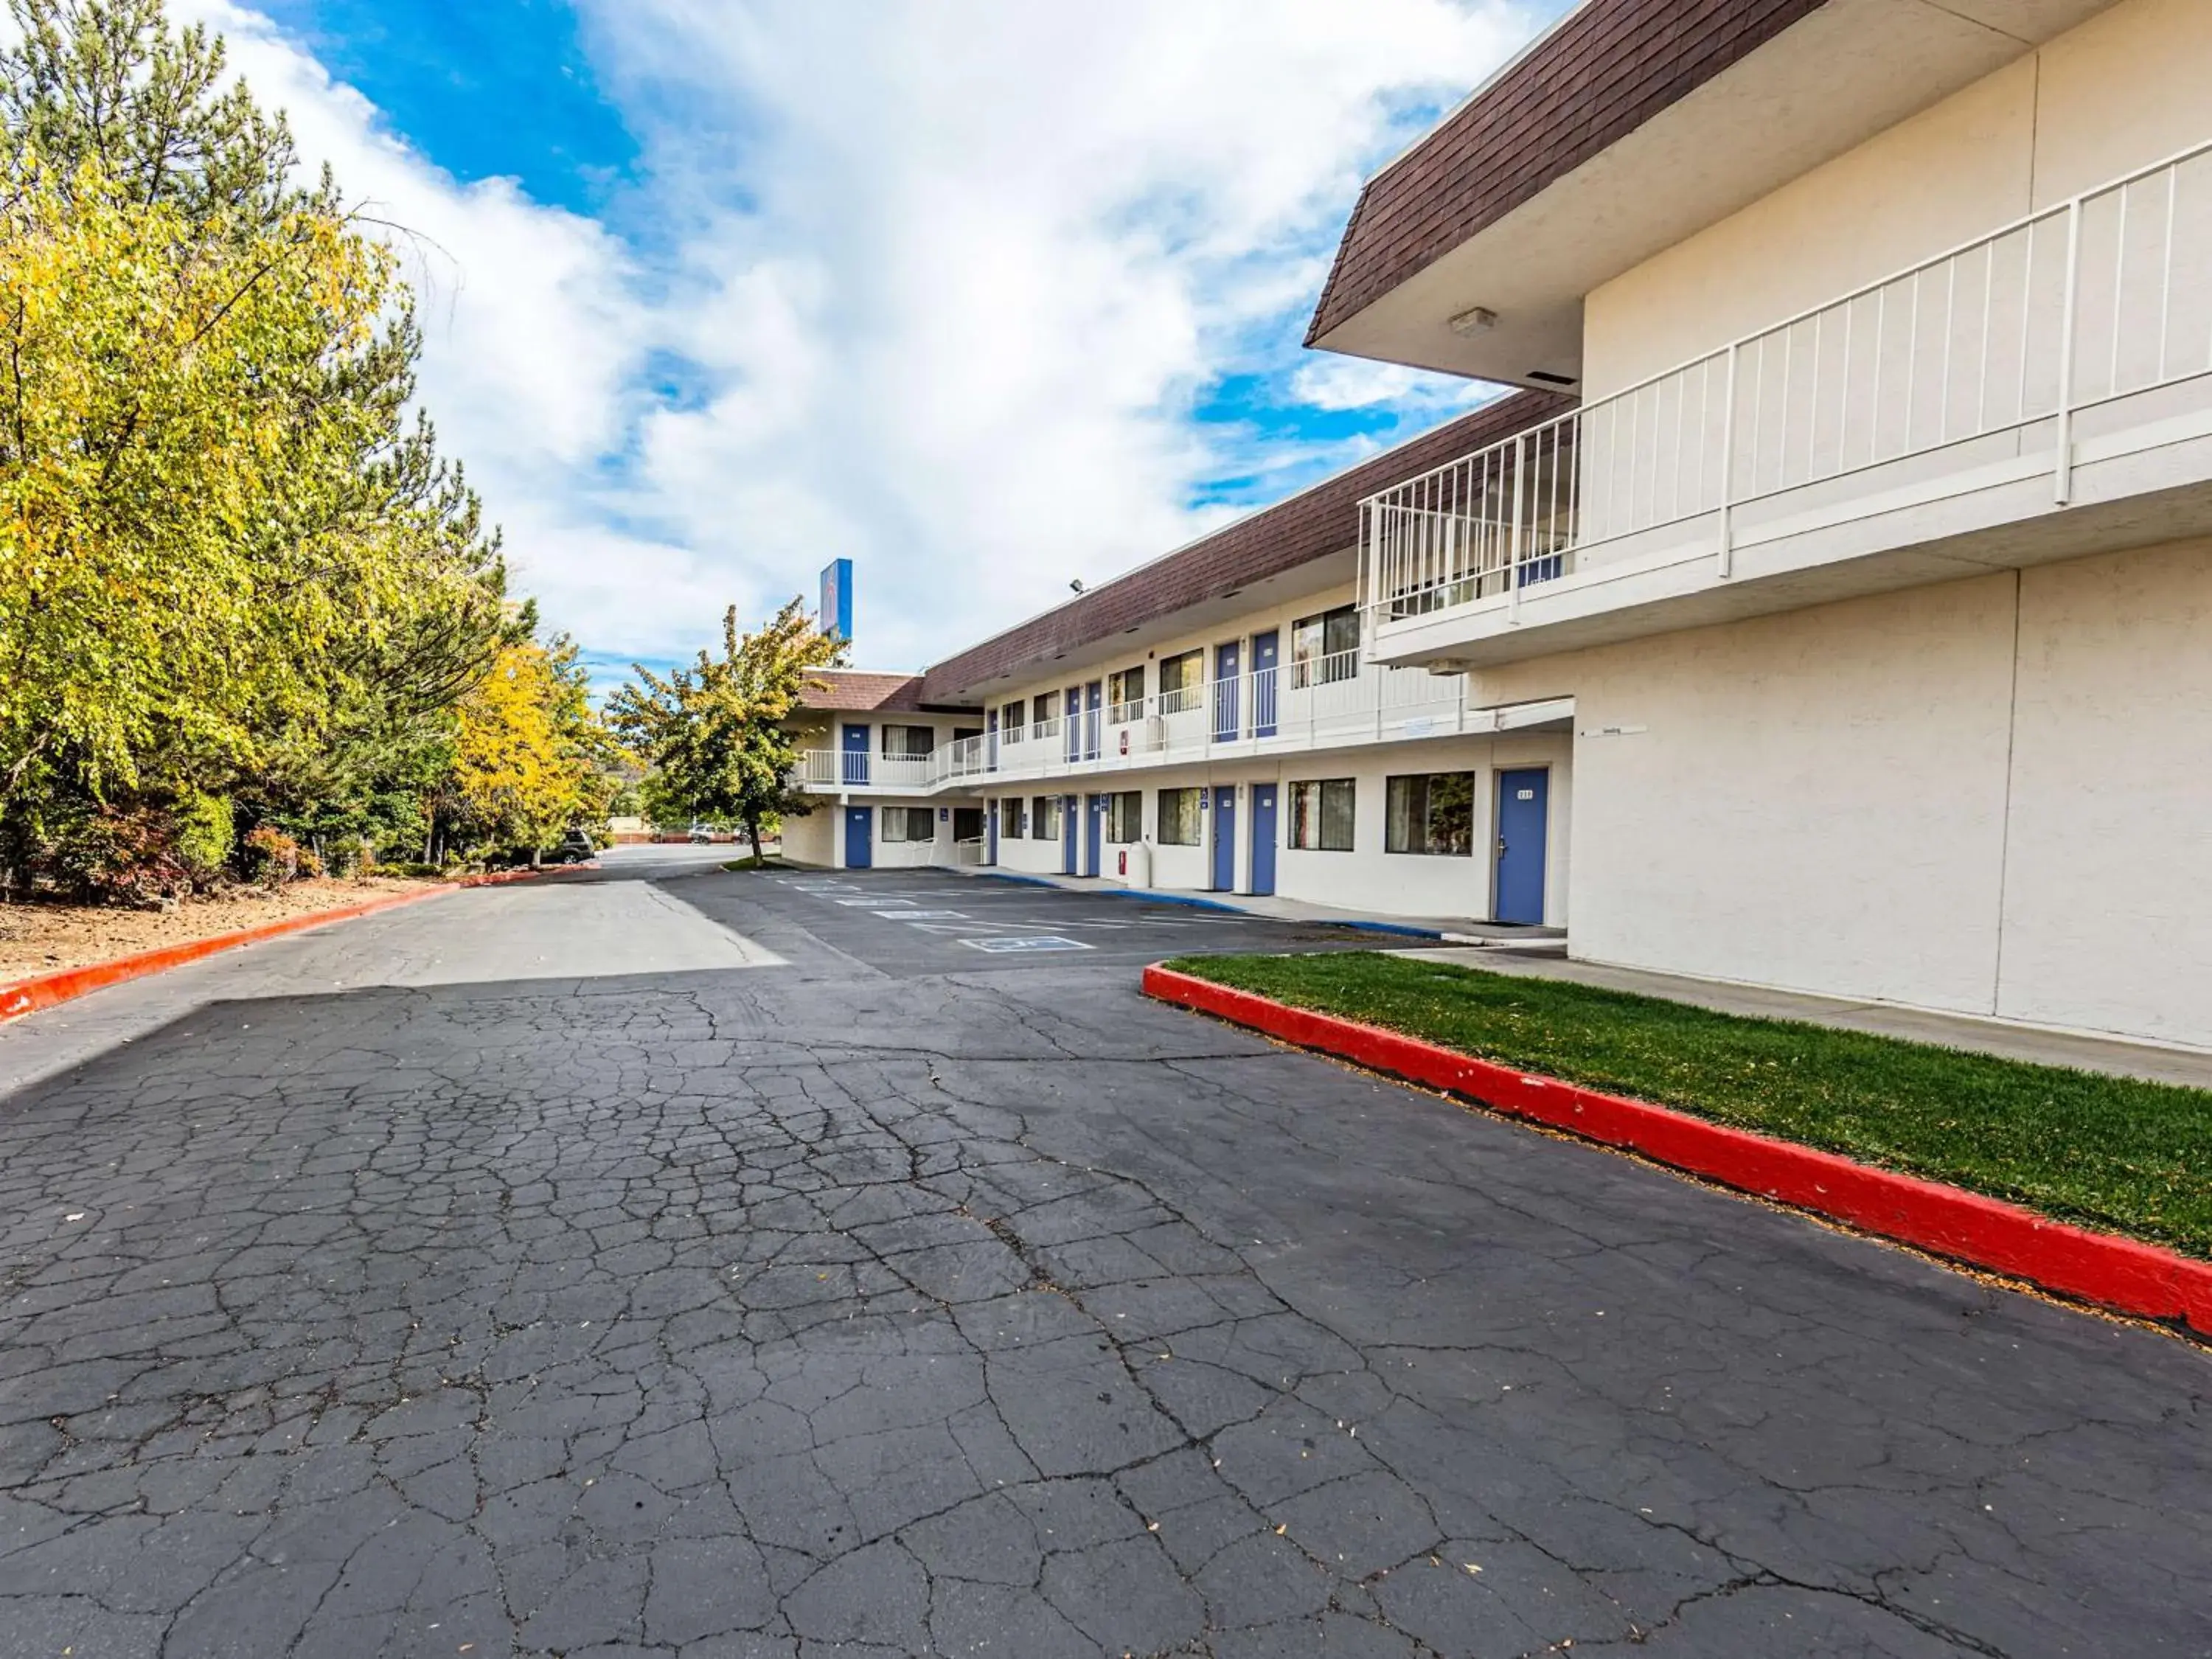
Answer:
[[819, 558, 854, 642]]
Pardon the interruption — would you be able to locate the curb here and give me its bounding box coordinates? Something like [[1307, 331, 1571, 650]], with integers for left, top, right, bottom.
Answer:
[[0, 864, 592, 1025], [1141, 964, 2212, 1338]]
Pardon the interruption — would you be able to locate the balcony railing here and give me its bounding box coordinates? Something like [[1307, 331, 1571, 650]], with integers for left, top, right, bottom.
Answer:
[[1361, 136, 2212, 630], [920, 652, 1479, 789], [796, 751, 936, 790]]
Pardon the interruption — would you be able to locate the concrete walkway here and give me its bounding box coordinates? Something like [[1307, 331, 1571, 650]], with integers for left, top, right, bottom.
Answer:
[[1394, 945, 2212, 1089], [953, 863, 1563, 942]]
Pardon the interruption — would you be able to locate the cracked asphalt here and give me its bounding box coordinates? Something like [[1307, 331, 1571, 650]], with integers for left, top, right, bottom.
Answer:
[[0, 849, 2205, 1658]]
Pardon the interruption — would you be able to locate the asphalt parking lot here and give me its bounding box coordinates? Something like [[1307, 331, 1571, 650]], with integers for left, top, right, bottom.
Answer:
[[666, 865, 1377, 977], [0, 853, 2203, 1658]]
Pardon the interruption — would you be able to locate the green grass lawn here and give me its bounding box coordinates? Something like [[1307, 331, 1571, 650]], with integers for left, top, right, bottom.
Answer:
[[1164, 952, 2212, 1258]]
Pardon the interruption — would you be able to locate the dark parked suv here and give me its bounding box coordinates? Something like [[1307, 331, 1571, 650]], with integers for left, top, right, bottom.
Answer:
[[551, 830, 597, 864]]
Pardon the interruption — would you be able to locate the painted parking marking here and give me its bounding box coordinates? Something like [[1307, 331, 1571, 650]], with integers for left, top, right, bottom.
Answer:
[[957, 936, 1093, 953], [879, 910, 970, 920]]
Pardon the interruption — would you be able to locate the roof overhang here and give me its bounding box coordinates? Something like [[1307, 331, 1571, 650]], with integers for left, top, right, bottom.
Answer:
[[1309, 0, 2115, 389]]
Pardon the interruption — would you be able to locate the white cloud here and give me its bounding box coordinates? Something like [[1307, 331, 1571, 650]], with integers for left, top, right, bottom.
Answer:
[[180, 0, 1539, 674], [1290, 355, 1502, 415]]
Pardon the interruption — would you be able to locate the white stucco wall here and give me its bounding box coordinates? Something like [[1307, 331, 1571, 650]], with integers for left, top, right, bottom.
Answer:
[[779, 809, 835, 869], [1994, 537, 2212, 1043], [1582, 0, 2208, 397], [1513, 577, 2017, 1013], [1471, 535, 2212, 1046], [996, 821, 1068, 876]]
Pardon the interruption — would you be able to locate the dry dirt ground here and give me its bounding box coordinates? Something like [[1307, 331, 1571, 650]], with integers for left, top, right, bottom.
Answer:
[[0, 874, 442, 981]]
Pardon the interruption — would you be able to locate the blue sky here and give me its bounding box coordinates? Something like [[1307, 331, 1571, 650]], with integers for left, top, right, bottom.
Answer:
[[187, 0, 1564, 681]]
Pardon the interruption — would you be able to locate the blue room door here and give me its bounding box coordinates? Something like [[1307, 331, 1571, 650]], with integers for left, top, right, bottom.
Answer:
[[841, 723, 870, 787], [987, 709, 998, 771], [1248, 784, 1277, 895], [987, 802, 998, 864], [1084, 683, 1103, 759], [1060, 796, 1077, 873], [844, 806, 873, 869], [1064, 687, 1082, 762], [1495, 768, 1549, 925], [1083, 794, 1105, 875], [1213, 641, 1240, 741], [1210, 785, 1237, 891], [1251, 630, 1279, 737]]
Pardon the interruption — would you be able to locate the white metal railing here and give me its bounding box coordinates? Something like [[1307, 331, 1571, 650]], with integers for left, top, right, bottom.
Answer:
[[1362, 136, 2212, 626], [1287, 646, 1363, 691], [922, 654, 1470, 788], [939, 733, 989, 783], [798, 750, 936, 790]]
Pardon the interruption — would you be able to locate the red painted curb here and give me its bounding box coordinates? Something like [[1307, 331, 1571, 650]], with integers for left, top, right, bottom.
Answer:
[[1143, 964, 2212, 1338], [0, 864, 592, 1023]]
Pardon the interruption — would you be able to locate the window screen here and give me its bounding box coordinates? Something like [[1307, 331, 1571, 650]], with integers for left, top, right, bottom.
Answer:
[[1385, 773, 1475, 856], [1289, 779, 1354, 850], [1157, 651, 1203, 710], [1107, 791, 1143, 843], [1290, 605, 1359, 686], [1107, 666, 1147, 714], [880, 806, 935, 842], [1157, 787, 1201, 846]]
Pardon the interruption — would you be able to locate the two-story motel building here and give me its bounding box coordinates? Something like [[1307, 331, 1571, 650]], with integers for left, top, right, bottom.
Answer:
[[785, 0, 2212, 1053]]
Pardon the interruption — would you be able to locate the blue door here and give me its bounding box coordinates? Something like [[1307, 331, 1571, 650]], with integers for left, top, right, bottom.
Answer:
[[987, 802, 998, 865], [1213, 641, 1240, 741], [1083, 793, 1105, 876], [1249, 784, 1277, 895], [1060, 795, 1077, 873], [1064, 686, 1082, 762], [1084, 682, 1102, 759], [1210, 785, 1237, 891], [1251, 630, 1279, 737], [987, 709, 998, 771], [844, 806, 873, 869], [841, 723, 870, 787], [1495, 769, 1549, 925]]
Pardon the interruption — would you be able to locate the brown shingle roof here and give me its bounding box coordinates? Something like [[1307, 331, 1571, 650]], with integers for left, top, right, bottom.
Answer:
[[795, 671, 933, 713], [918, 389, 1572, 703], [1307, 0, 1829, 346]]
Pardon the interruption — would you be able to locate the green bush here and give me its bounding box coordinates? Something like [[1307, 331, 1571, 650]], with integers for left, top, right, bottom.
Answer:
[[173, 793, 234, 884]]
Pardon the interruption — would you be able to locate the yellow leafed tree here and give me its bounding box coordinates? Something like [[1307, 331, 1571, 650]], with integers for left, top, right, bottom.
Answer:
[[451, 635, 611, 860]]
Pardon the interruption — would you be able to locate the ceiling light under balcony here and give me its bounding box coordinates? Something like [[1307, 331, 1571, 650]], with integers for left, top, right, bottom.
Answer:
[[1447, 306, 1498, 338]]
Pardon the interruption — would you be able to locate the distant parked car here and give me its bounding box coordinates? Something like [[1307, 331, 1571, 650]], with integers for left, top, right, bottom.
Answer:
[[551, 830, 597, 864], [687, 824, 714, 844]]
